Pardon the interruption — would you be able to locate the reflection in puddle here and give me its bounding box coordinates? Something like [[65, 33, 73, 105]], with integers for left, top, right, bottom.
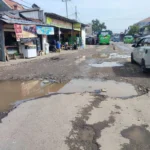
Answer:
[[0, 80, 66, 112], [89, 62, 124, 68], [59, 79, 137, 98]]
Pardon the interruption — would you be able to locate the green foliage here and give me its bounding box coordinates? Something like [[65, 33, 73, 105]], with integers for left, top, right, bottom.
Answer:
[[128, 25, 139, 35], [107, 30, 113, 35], [92, 19, 107, 33]]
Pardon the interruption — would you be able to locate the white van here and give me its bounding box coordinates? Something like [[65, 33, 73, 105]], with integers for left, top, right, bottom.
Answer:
[[131, 35, 150, 72]]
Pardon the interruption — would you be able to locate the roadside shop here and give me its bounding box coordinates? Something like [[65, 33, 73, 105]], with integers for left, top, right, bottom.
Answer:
[[45, 13, 85, 49], [0, 11, 54, 61]]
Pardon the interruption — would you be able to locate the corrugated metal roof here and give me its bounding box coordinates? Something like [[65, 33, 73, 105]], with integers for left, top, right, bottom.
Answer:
[[0, 12, 44, 25]]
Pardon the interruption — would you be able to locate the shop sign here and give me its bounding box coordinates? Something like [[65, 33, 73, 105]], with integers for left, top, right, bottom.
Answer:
[[46, 17, 72, 29], [36, 26, 54, 35], [14, 24, 37, 41], [73, 23, 81, 31]]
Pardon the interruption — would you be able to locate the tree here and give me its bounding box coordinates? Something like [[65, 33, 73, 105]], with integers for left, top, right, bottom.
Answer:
[[128, 25, 139, 35], [92, 19, 107, 33], [107, 30, 113, 36]]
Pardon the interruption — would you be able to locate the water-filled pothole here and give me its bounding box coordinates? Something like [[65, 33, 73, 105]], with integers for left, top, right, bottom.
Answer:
[[0, 80, 66, 112], [59, 79, 137, 98], [121, 125, 150, 150], [89, 62, 124, 68]]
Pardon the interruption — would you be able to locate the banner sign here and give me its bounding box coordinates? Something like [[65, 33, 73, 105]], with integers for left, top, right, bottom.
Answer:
[[14, 24, 37, 41], [46, 17, 72, 29], [73, 23, 81, 31], [36, 26, 54, 35]]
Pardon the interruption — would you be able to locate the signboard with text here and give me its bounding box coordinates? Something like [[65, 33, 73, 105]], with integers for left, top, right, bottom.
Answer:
[[73, 23, 81, 31], [46, 17, 72, 29], [36, 26, 54, 35], [14, 24, 37, 41]]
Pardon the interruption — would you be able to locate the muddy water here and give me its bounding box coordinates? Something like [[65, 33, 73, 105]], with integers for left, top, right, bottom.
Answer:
[[0, 80, 65, 112], [59, 79, 137, 98], [121, 125, 150, 150]]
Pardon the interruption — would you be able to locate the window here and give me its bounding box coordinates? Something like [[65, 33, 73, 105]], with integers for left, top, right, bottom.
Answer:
[[137, 38, 145, 47], [144, 38, 150, 46]]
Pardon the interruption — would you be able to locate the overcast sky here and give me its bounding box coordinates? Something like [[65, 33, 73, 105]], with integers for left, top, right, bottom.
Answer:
[[15, 0, 150, 33]]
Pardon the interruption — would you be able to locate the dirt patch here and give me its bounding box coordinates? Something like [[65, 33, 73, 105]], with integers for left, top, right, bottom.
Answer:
[[115, 105, 121, 109], [50, 57, 64, 61], [66, 94, 115, 150], [121, 125, 150, 150]]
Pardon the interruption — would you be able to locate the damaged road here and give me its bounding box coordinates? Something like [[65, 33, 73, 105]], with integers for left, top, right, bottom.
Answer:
[[0, 91, 150, 150], [0, 43, 150, 150]]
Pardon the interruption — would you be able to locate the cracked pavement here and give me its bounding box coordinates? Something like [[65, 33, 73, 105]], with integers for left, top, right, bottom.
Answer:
[[0, 43, 150, 150]]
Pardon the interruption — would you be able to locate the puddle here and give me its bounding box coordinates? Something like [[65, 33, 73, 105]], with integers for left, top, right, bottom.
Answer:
[[117, 44, 133, 51], [89, 62, 124, 68], [75, 56, 86, 64], [59, 79, 137, 98], [92, 54, 108, 58], [0, 80, 66, 112], [121, 125, 150, 150], [109, 53, 131, 59]]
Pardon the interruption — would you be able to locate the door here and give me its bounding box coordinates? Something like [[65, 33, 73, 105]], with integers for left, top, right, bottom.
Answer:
[[143, 38, 150, 67], [138, 39, 147, 63], [133, 38, 145, 64]]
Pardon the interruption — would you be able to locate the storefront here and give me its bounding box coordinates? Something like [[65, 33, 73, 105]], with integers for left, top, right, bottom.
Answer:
[[46, 15, 72, 45], [0, 20, 54, 61], [14, 24, 54, 58], [36, 26, 54, 54], [45, 13, 85, 49], [4, 24, 19, 59]]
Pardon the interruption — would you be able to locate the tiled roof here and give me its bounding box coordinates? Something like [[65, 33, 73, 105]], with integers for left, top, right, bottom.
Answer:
[[3, 0, 24, 10]]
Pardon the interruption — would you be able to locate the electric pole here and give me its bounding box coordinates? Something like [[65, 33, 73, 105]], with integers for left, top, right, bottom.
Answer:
[[75, 6, 77, 20], [62, 0, 71, 18]]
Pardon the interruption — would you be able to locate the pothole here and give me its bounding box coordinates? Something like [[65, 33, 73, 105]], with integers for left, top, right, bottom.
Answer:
[[89, 62, 124, 68], [121, 125, 150, 150], [60, 79, 137, 98], [109, 53, 131, 59], [0, 80, 66, 113]]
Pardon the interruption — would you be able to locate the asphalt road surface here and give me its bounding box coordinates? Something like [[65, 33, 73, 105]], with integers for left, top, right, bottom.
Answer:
[[0, 42, 150, 150]]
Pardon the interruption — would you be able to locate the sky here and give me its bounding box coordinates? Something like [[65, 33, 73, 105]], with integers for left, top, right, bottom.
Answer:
[[15, 0, 150, 33]]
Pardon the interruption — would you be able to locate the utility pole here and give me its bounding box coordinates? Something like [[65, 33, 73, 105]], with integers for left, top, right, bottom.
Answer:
[[62, 0, 71, 18], [75, 6, 77, 20]]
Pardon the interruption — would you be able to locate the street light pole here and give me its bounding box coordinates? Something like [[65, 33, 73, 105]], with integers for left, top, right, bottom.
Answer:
[[62, 0, 71, 18]]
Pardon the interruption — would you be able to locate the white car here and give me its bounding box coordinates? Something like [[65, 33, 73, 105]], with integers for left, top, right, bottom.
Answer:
[[131, 35, 150, 73]]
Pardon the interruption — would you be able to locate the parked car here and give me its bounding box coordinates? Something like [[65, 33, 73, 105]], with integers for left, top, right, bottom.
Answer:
[[124, 35, 134, 44], [131, 35, 150, 72]]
